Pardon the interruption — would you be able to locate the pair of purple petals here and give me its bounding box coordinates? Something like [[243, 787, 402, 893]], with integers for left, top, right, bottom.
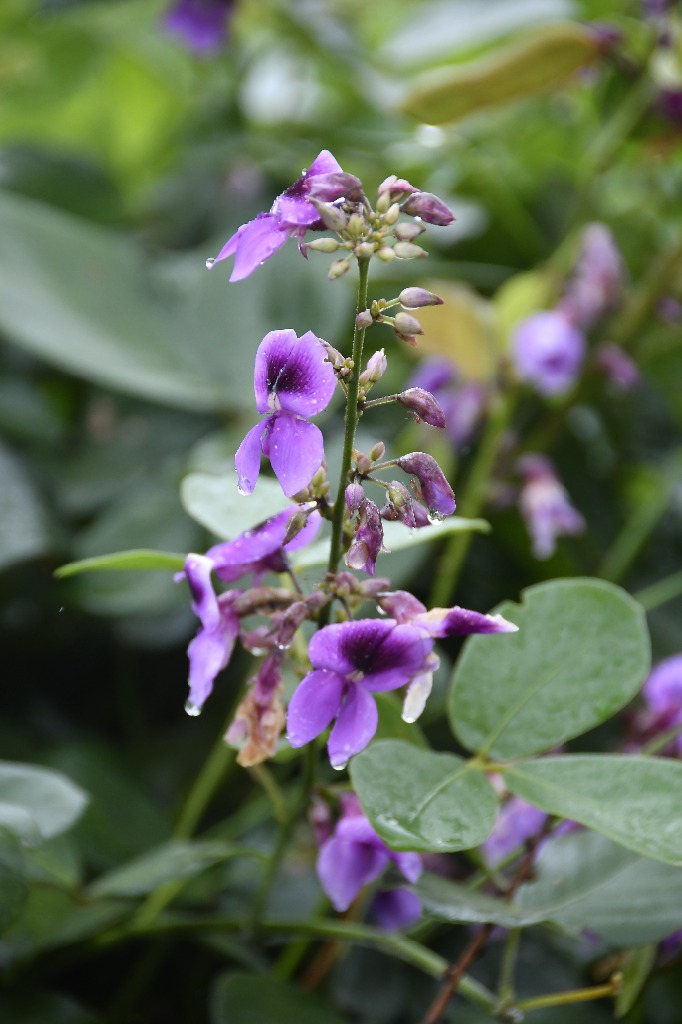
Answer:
[[182, 507, 321, 712], [236, 329, 336, 498], [287, 604, 517, 769], [318, 802, 422, 930], [209, 150, 347, 282]]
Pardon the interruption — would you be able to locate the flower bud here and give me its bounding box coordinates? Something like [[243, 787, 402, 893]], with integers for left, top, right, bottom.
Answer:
[[321, 340, 346, 368], [307, 237, 341, 253], [345, 482, 365, 513], [399, 287, 443, 308], [355, 309, 374, 330], [353, 450, 371, 474], [383, 202, 401, 225], [345, 499, 384, 575], [377, 247, 397, 262], [397, 452, 456, 516], [402, 191, 455, 226], [394, 222, 425, 242], [378, 174, 417, 196], [383, 481, 417, 528], [376, 190, 392, 214], [347, 213, 366, 237], [309, 199, 349, 232], [328, 258, 351, 281], [283, 509, 310, 546], [355, 241, 377, 260], [393, 242, 427, 260], [397, 387, 446, 428], [308, 171, 365, 204], [394, 312, 424, 338], [359, 348, 387, 386], [369, 440, 386, 462]]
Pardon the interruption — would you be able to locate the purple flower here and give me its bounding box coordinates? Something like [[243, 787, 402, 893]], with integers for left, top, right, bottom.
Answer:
[[317, 796, 422, 926], [482, 796, 548, 867], [209, 150, 355, 281], [560, 223, 623, 330], [181, 507, 321, 713], [637, 655, 682, 756], [346, 499, 384, 576], [512, 311, 586, 397], [287, 619, 433, 769], [402, 191, 455, 226], [595, 342, 640, 392], [395, 452, 456, 516], [163, 0, 233, 54], [518, 454, 585, 560], [235, 329, 336, 497]]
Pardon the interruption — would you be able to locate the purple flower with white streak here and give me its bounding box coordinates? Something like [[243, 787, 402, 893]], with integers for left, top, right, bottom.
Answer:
[[208, 150, 357, 281], [236, 329, 336, 497], [512, 310, 586, 397], [181, 507, 321, 713], [163, 0, 234, 54], [518, 454, 585, 560], [287, 619, 433, 769], [317, 795, 422, 929]]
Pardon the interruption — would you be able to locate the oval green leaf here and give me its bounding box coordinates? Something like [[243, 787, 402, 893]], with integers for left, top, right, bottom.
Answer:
[[0, 762, 89, 844], [504, 755, 682, 865], [449, 578, 651, 759], [55, 549, 186, 579], [402, 22, 598, 125], [350, 740, 498, 853], [180, 472, 292, 540]]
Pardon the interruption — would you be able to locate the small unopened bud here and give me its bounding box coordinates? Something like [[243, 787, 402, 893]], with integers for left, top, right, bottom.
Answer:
[[354, 450, 371, 474], [383, 202, 400, 225], [376, 190, 392, 215], [378, 174, 417, 196], [384, 481, 416, 528], [321, 340, 346, 368], [310, 199, 349, 232], [346, 499, 384, 576], [402, 191, 455, 226], [397, 387, 446, 428], [359, 348, 387, 386], [399, 287, 443, 308], [347, 213, 366, 238], [328, 258, 351, 280], [369, 440, 386, 463], [394, 241, 427, 260], [394, 312, 424, 337], [377, 247, 396, 262], [394, 222, 425, 242], [283, 510, 309, 546], [355, 309, 374, 330], [307, 237, 340, 253], [355, 241, 377, 260], [345, 482, 365, 513]]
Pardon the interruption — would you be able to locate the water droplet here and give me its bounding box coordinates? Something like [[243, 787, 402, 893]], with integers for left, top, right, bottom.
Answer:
[[237, 484, 248, 496], [276, 641, 291, 652], [58, 606, 65, 614], [427, 508, 445, 523], [205, 257, 215, 269], [248, 646, 268, 656], [185, 699, 202, 717], [332, 760, 348, 772]]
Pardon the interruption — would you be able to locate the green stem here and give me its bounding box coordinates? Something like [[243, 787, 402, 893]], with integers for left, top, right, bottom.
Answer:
[[497, 927, 520, 1005], [429, 392, 511, 608], [635, 570, 682, 612], [326, 256, 371, 579], [515, 977, 621, 1013]]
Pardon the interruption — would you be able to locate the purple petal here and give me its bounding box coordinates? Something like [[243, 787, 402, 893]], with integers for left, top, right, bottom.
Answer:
[[268, 414, 325, 497], [390, 850, 423, 883], [184, 553, 221, 629], [213, 214, 289, 282], [235, 421, 268, 495], [512, 311, 585, 397], [346, 499, 383, 576], [377, 590, 427, 622], [482, 797, 548, 867], [397, 452, 456, 517], [187, 605, 239, 711], [643, 655, 682, 715], [287, 669, 344, 748], [254, 329, 336, 418], [308, 619, 431, 691], [371, 889, 422, 930], [307, 150, 343, 177], [163, 0, 233, 54], [317, 831, 387, 911], [328, 684, 379, 768], [422, 607, 519, 638]]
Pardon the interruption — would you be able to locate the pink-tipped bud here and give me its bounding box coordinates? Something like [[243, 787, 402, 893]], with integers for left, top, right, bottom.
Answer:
[[394, 222, 425, 242], [355, 309, 374, 330], [354, 450, 371, 475], [308, 171, 365, 205], [345, 482, 365, 513], [402, 191, 455, 226], [359, 348, 388, 386], [378, 174, 417, 196], [397, 387, 446, 428], [394, 312, 424, 338], [399, 287, 443, 309], [393, 242, 428, 260]]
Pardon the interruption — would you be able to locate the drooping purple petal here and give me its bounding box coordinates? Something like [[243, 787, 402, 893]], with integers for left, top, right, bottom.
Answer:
[[287, 669, 345, 748], [235, 421, 268, 495], [254, 330, 336, 417], [371, 889, 422, 931], [390, 850, 424, 883], [184, 553, 222, 629], [328, 684, 379, 769], [346, 499, 384, 575], [377, 590, 427, 622], [214, 214, 289, 282], [306, 149, 344, 177], [317, 830, 387, 911], [206, 507, 321, 582], [186, 600, 239, 711], [268, 414, 325, 497], [421, 606, 519, 638]]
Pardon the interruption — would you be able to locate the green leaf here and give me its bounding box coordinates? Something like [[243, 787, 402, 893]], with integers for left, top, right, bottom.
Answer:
[[180, 472, 292, 540], [88, 839, 253, 899], [449, 578, 650, 759], [350, 740, 498, 853], [402, 22, 598, 124], [504, 755, 682, 865], [292, 516, 489, 570], [515, 829, 682, 945], [0, 441, 49, 570], [0, 762, 88, 844], [55, 549, 187, 579], [0, 829, 28, 933], [210, 973, 349, 1024], [615, 945, 657, 1018], [415, 871, 540, 928]]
